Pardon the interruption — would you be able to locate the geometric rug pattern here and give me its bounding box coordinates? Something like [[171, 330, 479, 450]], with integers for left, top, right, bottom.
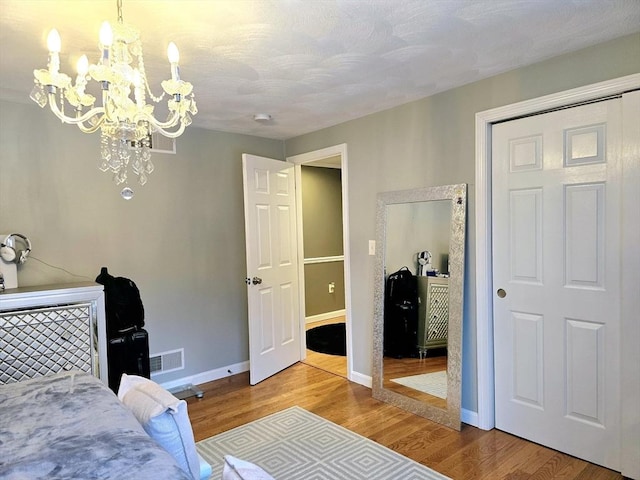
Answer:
[[197, 406, 451, 480], [390, 371, 448, 399]]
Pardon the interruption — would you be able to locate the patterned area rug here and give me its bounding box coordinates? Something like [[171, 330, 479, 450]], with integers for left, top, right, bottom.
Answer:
[[390, 371, 448, 399], [197, 406, 450, 480]]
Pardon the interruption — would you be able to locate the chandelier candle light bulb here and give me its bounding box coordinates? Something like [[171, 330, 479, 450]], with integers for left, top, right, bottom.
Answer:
[[76, 55, 89, 77], [75, 55, 89, 93], [99, 21, 113, 46], [31, 1, 197, 199], [47, 29, 61, 74], [97, 22, 112, 96], [167, 42, 180, 81]]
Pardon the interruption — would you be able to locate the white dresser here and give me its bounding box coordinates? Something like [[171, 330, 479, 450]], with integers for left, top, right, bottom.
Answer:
[[0, 282, 107, 385], [416, 276, 449, 358]]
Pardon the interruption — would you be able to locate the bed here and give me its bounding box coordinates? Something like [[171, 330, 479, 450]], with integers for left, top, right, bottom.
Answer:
[[0, 371, 203, 480]]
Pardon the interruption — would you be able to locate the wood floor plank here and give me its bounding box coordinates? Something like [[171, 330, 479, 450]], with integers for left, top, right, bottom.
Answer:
[[436, 429, 520, 479], [527, 453, 577, 480], [481, 442, 556, 479], [387, 424, 457, 464], [552, 459, 590, 480], [463, 434, 529, 480], [574, 464, 622, 480], [185, 363, 623, 480], [413, 423, 486, 466], [517, 445, 561, 476]]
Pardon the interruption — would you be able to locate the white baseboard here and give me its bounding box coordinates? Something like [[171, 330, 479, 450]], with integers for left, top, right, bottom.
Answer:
[[350, 371, 372, 388], [158, 360, 249, 391], [461, 408, 479, 427], [306, 309, 346, 325], [160, 361, 368, 392], [157, 361, 480, 429]]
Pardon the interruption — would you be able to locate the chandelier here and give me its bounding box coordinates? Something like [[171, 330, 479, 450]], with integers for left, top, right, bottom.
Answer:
[[30, 0, 197, 199]]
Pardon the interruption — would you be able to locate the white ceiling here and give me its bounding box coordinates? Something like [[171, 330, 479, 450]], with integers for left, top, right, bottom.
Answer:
[[1, 0, 638, 140]]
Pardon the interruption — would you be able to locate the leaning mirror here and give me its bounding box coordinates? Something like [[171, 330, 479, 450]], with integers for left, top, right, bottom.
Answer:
[[372, 184, 467, 430]]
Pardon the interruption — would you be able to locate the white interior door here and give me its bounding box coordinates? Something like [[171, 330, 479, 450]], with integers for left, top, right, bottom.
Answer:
[[242, 154, 300, 385], [492, 99, 623, 470]]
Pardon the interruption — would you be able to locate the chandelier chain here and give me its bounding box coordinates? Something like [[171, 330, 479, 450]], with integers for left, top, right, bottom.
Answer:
[[137, 50, 165, 103], [117, 0, 123, 23]]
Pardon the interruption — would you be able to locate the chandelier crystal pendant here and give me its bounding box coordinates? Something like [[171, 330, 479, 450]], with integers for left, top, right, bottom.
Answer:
[[30, 0, 197, 199]]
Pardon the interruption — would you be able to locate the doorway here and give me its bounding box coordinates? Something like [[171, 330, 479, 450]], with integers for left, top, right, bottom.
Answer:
[[287, 144, 353, 381]]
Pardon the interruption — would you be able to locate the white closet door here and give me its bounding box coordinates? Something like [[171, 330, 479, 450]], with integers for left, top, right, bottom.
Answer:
[[492, 98, 623, 470]]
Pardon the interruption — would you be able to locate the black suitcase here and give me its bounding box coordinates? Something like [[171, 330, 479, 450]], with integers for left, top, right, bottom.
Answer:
[[107, 328, 151, 393], [383, 267, 419, 358]]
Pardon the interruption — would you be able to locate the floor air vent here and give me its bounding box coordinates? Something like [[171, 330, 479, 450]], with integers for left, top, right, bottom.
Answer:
[[149, 348, 184, 375]]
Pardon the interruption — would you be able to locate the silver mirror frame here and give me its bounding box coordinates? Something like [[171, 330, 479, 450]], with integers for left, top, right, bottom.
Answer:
[[372, 184, 467, 430]]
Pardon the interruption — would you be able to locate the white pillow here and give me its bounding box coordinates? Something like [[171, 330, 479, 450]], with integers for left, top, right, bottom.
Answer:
[[118, 374, 200, 480], [222, 455, 274, 480]]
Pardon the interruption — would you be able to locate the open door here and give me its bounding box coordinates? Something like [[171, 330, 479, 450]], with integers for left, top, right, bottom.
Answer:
[[242, 154, 301, 385]]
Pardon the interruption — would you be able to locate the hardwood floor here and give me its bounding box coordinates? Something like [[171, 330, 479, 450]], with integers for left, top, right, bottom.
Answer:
[[186, 363, 622, 480]]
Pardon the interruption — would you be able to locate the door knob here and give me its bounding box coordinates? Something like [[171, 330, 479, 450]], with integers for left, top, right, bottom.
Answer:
[[252, 277, 263, 285], [497, 288, 507, 298]]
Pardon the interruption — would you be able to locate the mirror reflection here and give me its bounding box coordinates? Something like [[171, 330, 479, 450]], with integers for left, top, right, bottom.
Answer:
[[383, 200, 451, 409], [372, 184, 467, 430]]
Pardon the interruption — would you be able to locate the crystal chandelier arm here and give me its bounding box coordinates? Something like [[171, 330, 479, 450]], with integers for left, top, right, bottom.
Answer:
[[75, 115, 105, 134], [149, 120, 187, 139], [139, 109, 188, 138], [139, 109, 181, 130], [47, 92, 106, 126]]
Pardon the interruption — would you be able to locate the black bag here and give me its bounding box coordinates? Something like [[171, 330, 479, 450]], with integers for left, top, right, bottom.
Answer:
[[385, 266, 417, 306], [96, 267, 145, 336], [384, 267, 419, 358]]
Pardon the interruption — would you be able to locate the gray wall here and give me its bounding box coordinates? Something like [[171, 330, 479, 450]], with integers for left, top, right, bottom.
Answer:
[[301, 166, 345, 317], [385, 200, 451, 276], [0, 100, 284, 383], [285, 33, 640, 413], [301, 166, 344, 256], [304, 262, 346, 317]]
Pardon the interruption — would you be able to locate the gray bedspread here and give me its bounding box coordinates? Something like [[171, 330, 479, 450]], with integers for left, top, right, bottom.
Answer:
[[0, 371, 191, 480]]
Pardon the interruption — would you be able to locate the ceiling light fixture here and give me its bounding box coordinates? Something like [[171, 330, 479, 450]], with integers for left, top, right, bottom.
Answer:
[[30, 0, 197, 199], [253, 113, 272, 122]]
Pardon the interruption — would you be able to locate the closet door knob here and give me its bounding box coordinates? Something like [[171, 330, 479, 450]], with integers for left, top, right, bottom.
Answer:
[[497, 288, 507, 298], [252, 277, 263, 285]]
